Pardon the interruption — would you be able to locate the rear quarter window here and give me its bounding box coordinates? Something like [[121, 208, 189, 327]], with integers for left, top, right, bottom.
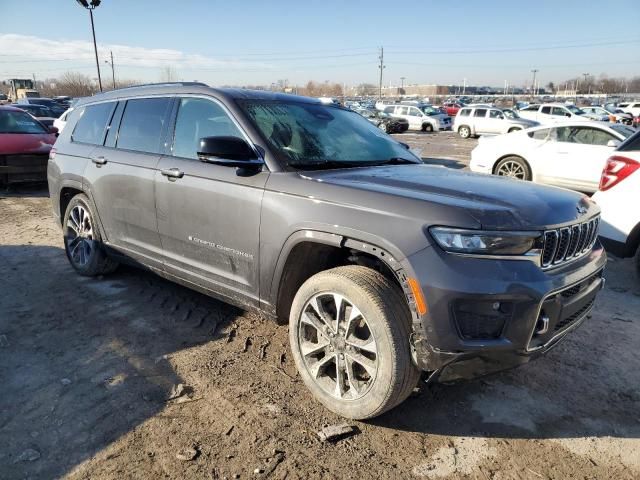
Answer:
[[71, 102, 116, 145]]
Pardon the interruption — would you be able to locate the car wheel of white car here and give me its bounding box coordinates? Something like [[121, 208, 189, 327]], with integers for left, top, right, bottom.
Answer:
[[458, 126, 471, 138], [422, 123, 433, 133], [495, 156, 531, 181]]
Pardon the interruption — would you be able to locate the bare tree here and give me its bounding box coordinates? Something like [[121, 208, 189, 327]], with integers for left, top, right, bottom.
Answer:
[[160, 66, 178, 82], [39, 72, 98, 97]]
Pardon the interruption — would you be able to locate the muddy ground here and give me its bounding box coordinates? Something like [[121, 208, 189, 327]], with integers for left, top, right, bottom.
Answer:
[[1, 132, 639, 479]]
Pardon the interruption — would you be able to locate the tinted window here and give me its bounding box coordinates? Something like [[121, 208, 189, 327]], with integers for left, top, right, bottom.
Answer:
[[0, 110, 47, 134], [473, 109, 487, 117], [172, 98, 243, 159], [71, 102, 115, 145], [528, 128, 549, 140], [541, 106, 551, 114], [618, 131, 640, 152], [116, 98, 171, 153], [459, 109, 471, 117], [553, 126, 616, 146]]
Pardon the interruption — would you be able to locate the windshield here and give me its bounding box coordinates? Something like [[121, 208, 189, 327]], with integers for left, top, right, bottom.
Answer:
[[610, 124, 636, 138], [0, 110, 47, 134], [566, 105, 585, 115], [419, 106, 440, 116], [239, 100, 420, 169]]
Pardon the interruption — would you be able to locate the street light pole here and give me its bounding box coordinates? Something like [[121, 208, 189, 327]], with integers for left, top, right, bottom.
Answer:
[[76, 0, 103, 92], [105, 51, 115, 89], [530, 69, 538, 99]]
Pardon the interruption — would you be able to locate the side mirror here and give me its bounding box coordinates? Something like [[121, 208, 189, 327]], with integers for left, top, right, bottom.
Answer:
[[197, 136, 263, 169], [399, 142, 410, 150], [565, 112, 571, 117], [607, 139, 621, 148], [48, 126, 59, 135]]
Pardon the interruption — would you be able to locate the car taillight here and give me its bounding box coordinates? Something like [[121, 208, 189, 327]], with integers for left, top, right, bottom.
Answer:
[[49, 148, 56, 160], [599, 155, 640, 191]]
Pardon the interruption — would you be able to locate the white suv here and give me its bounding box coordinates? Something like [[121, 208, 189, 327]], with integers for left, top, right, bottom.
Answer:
[[383, 104, 449, 132], [518, 103, 591, 125], [592, 130, 640, 275], [453, 106, 538, 138]]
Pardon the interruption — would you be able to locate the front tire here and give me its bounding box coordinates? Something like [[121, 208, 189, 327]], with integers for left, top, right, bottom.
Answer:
[[421, 123, 434, 133], [494, 156, 531, 181], [289, 266, 420, 419], [63, 194, 118, 276], [458, 125, 471, 138]]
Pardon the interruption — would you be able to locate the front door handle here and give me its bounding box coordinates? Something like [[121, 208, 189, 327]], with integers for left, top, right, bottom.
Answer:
[[160, 167, 184, 179], [92, 156, 107, 165]]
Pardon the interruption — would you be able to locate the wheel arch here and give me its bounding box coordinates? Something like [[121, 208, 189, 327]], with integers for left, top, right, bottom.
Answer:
[[492, 154, 533, 177], [269, 230, 417, 325]]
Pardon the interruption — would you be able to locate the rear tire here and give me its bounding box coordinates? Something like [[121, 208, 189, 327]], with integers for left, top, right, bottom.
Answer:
[[422, 123, 434, 133], [494, 156, 531, 181], [289, 266, 420, 419], [458, 125, 471, 138], [63, 193, 118, 276]]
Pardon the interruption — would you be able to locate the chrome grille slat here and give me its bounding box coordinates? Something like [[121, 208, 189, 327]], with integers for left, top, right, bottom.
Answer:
[[541, 216, 600, 270]]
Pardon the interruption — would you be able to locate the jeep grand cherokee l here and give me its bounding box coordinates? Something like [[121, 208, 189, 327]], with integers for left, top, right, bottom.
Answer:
[[48, 83, 606, 419]]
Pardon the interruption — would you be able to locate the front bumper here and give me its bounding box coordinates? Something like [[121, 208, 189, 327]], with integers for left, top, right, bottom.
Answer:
[[0, 154, 48, 184], [406, 242, 607, 381]]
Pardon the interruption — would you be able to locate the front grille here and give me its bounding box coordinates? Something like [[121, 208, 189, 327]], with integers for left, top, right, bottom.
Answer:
[[554, 298, 595, 332], [560, 271, 602, 298], [541, 216, 599, 269]]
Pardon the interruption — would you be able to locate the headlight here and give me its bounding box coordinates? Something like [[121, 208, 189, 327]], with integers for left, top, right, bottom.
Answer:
[[429, 227, 542, 255]]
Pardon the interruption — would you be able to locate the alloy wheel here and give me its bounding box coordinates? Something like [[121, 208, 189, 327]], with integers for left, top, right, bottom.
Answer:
[[297, 292, 378, 400], [497, 160, 526, 179], [65, 205, 94, 266]]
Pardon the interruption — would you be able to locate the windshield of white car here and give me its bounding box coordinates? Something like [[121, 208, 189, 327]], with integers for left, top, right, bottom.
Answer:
[[610, 124, 636, 138], [566, 105, 585, 115], [239, 100, 420, 169]]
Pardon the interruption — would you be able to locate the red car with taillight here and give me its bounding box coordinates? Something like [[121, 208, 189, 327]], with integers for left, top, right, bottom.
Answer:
[[0, 105, 57, 185]]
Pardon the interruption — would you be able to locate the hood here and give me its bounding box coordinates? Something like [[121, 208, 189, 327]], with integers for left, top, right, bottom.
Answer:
[[304, 164, 596, 230], [511, 118, 538, 127], [0, 132, 56, 155]]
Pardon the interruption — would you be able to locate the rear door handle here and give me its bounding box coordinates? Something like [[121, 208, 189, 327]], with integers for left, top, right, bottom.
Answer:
[[160, 168, 184, 179], [92, 156, 107, 165]]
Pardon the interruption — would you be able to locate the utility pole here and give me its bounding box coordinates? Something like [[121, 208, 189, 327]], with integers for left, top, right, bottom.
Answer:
[[582, 72, 590, 95], [378, 47, 385, 100], [400, 76, 405, 94], [530, 69, 538, 99], [104, 50, 116, 89], [76, 1, 103, 92], [462, 78, 466, 95]]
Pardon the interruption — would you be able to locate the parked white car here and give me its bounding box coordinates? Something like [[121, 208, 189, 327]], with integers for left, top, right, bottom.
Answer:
[[592, 130, 640, 275], [470, 122, 636, 193], [383, 104, 450, 132], [453, 106, 538, 138], [53, 107, 74, 132], [618, 101, 640, 117], [517, 103, 591, 124], [582, 105, 633, 125]]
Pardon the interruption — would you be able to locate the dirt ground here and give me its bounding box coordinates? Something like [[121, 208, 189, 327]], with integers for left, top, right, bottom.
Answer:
[[1, 132, 639, 479]]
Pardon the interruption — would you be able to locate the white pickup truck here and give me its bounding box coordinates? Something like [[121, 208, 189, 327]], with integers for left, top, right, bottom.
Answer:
[[518, 103, 591, 125]]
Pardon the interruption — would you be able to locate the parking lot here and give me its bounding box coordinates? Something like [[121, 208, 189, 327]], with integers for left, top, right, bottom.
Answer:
[[1, 131, 639, 479]]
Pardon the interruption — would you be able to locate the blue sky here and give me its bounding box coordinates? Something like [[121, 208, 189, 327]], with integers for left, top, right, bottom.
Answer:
[[1, 0, 639, 88]]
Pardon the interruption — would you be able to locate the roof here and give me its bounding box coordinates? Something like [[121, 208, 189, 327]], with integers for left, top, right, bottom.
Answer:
[[0, 105, 25, 112], [75, 82, 322, 107]]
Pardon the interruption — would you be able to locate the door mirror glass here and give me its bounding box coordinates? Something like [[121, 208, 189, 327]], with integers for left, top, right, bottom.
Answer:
[[198, 136, 257, 161], [607, 139, 621, 148]]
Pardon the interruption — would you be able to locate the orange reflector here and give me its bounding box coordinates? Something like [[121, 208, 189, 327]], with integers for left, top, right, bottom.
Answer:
[[407, 278, 428, 316]]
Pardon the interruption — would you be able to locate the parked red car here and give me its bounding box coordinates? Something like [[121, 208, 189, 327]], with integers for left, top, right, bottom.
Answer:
[[441, 102, 465, 117], [0, 105, 57, 185]]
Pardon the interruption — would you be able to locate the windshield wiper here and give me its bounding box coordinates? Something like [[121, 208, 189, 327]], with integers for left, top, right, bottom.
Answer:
[[370, 157, 421, 166], [288, 157, 420, 170]]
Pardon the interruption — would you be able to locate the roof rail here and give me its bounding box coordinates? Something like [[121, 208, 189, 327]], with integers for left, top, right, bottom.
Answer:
[[105, 81, 208, 92]]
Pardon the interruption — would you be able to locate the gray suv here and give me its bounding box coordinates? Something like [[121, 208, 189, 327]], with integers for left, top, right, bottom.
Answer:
[[48, 83, 606, 419]]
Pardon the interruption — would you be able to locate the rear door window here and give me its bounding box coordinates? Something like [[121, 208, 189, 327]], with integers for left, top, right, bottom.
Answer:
[[473, 109, 487, 117], [540, 106, 552, 115], [116, 98, 172, 154], [71, 102, 116, 145]]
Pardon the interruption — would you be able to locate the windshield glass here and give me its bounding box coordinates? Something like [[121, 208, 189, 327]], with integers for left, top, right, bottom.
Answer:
[[419, 106, 440, 116], [239, 100, 420, 168], [610, 124, 636, 138], [0, 110, 47, 134], [566, 105, 585, 115]]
